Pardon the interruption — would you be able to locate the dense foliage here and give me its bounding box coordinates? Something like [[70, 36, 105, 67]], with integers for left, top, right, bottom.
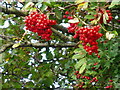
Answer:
[[0, 0, 120, 89]]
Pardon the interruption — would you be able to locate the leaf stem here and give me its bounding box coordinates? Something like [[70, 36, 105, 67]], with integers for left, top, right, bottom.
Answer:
[[100, 24, 107, 32]]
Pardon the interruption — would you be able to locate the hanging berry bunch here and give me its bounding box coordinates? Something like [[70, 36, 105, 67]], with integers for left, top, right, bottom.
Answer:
[[24, 11, 57, 41], [73, 25, 102, 57], [63, 11, 74, 20], [90, 9, 112, 24], [63, 11, 79, 33]]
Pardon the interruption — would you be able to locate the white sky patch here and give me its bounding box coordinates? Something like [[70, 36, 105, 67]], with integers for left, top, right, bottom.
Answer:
[[115, 16, 118, 19], [0, 20, 9, 28], [53, 82, 60, 88], [28, 74, 32, 79], [10, 19, 16, 25], [60, 23, 70, 28], [31, 39, 39, 43]]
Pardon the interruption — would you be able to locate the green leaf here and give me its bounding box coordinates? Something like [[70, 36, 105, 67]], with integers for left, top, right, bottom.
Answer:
[[43, 2, 52, 7], [74, 48, 82, 53], [71, 75, 76, 80], [79, 63, 86, 74], [78, 44, 84, 48], [104, 61, 110, 68], [74, 58, 86, 69], [14, 68, 21, 72], [112, 31, 118, 36], [46, 52, 53, 60], [85, 15, 94, 19], [109, 1, 119, 8], [22, 2, 34, 11], [43, 77, 53, 87], [40, 4, 48, 12], [35, 0, 43, 7], [73, 48, 86, 59], [0, 62, 7, 66], [25, 82, 34, 88], [72, 54, 81, 59], [54, 9, 62, 19], [0, 19, 5, 26]]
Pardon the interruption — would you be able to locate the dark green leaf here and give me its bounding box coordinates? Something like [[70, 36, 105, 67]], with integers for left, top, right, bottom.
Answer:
[[85, 15, 94, 19], [54, 8, 62, 19]]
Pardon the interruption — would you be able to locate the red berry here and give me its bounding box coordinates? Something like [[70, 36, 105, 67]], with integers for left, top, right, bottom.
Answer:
[[97, 55, 100, 58], [109, 16, 113, 20], [79, 85, 83, 88], [106, 10, 110, 13], [94, 62, 98, 65], [67, 16, 73, 19], [76, 74, 81, 79], [108, 13, 112, 16], [109, 80, 113, 82], [65, 11, 69, 15], [92, 77, 97, 80], [63, 15, 67, 18]]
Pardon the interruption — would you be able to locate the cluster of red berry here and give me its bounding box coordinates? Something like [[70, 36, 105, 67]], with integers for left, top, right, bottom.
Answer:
[[105, 85, 113, 88], [64, 11, 102, 56], [75, 71, 91, 80], [68, 23, 79, 33], [90, 77, 98, 83], [25, 11, 56, 41], [63, 11, 79, 33], [91, 62, 102, 71], [74, 71, 98, 88], [104, 80, 113, 88], [74, 70, 113, 88], [90, 9, 112, 24], [73, 25, 102, 57], [63, 11, 74, 20]]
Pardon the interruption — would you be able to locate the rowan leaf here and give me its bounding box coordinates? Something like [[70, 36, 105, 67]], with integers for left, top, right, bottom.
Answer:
[[79, 63, 86, 74], [12, 43, 20, 48], [74, 58, 86, 69]]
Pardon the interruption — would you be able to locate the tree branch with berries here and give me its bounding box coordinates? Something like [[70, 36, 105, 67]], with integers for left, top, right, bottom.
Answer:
[[0, 1, 120, 89]]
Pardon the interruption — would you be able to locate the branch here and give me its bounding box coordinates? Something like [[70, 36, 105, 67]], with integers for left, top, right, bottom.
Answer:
[[0, 42, 77, 54], [107, 23, 120, 29], [51, 28, 74, 42], [64, 4, 78, 9], [0, 6, 72, 39], [0, 6, 27, 17], [0, 72, 18, 77], [0, 34, 19, 40], [52, 25, 68, 33], [0, 42, 13, 54]]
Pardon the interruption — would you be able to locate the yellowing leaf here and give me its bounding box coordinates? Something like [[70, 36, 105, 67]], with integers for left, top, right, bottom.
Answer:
[[5, 58, 10, 61], [68, 18, 79, 23], [12, 43, 20, 48], [22, 2, 34, 11], [103, 12, 108, 24], [82, 2, 88, 9], [91, 19, 97, 24], [106, 32, 115, 40], [77, 2, 88, 9], [6, 0, 11, 3], [75, 0, 85, 4], [79, 63, 86, 74], [18, 0, 25, 2]]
